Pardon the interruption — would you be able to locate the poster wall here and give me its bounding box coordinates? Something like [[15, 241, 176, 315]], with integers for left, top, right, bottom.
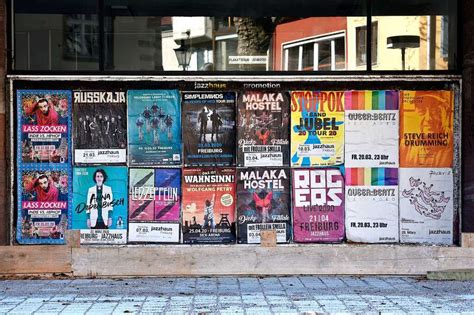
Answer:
[[128, 90, 181, 166], [345, 90, 399, 167], [128, 168, 180, 243], [345, 168, 399, 243], [17, 90, 71, 164], [290, 91, 345, 167], [17, 90, 72, 244], [399, 168, 454, 244], [73, 91, 127, 164], [17, 166, 71, 244], [182, 168, 236, 244], [236, 91, 290, 167], [292, 168, 345, 243], [72, 166, 128, 244], [182, 92, 236, 166], [236, 168, 291, 244], [400, 90, 454, 168]]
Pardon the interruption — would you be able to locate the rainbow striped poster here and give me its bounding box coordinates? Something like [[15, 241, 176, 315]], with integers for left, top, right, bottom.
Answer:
[[345, 90, 399, 168], [345, 167, 399, 243]]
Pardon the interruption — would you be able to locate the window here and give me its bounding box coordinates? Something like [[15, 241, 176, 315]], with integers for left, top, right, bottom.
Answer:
[[356, 22, 378, 66], [283, 33, 346, 71], [11, 0, 458, 72]]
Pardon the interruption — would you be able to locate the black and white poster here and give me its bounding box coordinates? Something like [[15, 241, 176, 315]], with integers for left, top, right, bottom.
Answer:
[[73, 90, 127, 164]]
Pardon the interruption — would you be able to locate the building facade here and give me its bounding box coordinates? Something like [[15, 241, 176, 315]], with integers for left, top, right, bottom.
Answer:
[[0, 0, 473, 276]]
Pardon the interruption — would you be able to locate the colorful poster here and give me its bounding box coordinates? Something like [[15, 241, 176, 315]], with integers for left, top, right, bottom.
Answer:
[[17, 167, 70, 244], [345, 168, 399, 243], [72, 166, 128, 244], [399, 168, 454, 244], [400, 90, 454, 167], [292, 168, 344, 243], [182, 92, 236, 166], [290, 91, 345, 167], [17, 90, 71, 164], [182, 168, 236, 243], [128, 90, 181, 166], [236, 168, 291, 244], [128, 168, 181, 243], [73, 90, 127, 164], [236, 91, 290, 167], [345, 90, 399, 167]]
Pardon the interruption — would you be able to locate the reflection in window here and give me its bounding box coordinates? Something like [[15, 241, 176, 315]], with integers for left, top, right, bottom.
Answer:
[[370, 16, 449, 70], [283, 33, 346, 71], [355, 22, 377, 66], [15, 12, 99, 70]]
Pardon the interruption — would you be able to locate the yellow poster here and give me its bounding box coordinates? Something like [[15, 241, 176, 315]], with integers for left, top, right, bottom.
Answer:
[[400, 90, 454, 167], [290, 91, 344, 167]]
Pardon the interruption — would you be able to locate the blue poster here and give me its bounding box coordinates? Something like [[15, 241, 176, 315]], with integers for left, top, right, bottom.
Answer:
[[128, 90, 181, 166], [17, 165, 71, 244], [17, 90, 72, 165], [72, 166, 128, 244], [16, 90, 72, 245]]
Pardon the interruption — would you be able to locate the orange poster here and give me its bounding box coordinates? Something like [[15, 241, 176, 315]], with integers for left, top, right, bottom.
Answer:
[[400, 90, 454, 167]]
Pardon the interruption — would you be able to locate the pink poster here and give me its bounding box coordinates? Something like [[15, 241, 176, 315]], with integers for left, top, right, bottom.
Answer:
[[292, 168, 345, 243]]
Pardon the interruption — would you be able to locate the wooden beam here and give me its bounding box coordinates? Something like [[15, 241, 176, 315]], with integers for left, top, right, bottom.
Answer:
[[0, 246, 72, 274]]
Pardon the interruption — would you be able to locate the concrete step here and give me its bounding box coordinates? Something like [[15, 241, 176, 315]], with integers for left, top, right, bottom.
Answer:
[[427, 269, 474, 280]]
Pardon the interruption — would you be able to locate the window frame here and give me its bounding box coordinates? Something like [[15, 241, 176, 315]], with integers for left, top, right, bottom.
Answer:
[[282, 32, 346, 71]]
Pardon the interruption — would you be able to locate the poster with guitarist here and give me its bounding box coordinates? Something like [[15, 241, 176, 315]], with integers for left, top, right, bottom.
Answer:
[[237, 91, 290, 167]]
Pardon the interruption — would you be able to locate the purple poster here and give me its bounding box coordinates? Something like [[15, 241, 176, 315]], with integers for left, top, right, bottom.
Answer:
[[292, 168, 345, 242]]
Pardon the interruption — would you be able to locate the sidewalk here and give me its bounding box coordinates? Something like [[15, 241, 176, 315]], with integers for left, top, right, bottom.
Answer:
[[0, 276, 473, 314]]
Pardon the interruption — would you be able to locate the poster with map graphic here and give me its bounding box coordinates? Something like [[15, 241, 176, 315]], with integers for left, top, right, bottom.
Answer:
[[400, 90, 454, 168], [345, 90, 399, 167], [292, 168, 344, 243], [236, 168, 291, 244], [182, 168, 236, 244], [236, 91, 290, 167], [345, 168, 399, 243], [128, 90, 181, 166], [128, 168, 180, 243], [399, 168, 453, 244], [290, 91, 344, 167]]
